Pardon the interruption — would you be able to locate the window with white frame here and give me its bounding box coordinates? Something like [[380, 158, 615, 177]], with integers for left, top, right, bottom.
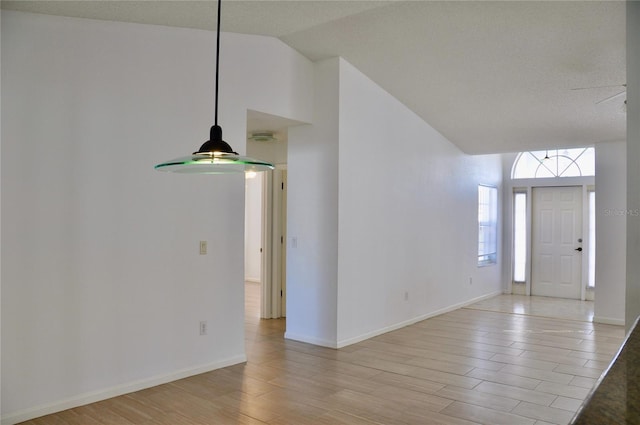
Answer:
[[513, 191, 527, 282], [512, 147, 595, 179], [478, 185, 498, 266]]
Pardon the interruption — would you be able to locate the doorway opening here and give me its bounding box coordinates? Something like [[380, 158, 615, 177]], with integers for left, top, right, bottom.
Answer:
[[244, 171, 265, 320], [244, 110, 301, 323]]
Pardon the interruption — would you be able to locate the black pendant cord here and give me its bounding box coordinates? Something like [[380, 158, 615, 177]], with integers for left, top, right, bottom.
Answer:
[[194, 0, 236, 155], [214, 0, 221, 127]]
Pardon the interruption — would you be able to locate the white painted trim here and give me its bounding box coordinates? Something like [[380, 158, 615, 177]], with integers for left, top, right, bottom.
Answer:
[[1, 355, 247, 425], [271, 167, 287, 319], [593, 316, 625, 326], [580, 184, 589, 301], [245, 277, 261, 284], [283, 332, 338, 349], [274, 167, 287, 318], [511, 176, 595, 188], [260, 170, 273, 319], [335, 291, 503, 349], [525, 186, 532, 296]]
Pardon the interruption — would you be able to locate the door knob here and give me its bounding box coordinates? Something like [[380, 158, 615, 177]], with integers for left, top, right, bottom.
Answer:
[[575, 247, 583, 252]]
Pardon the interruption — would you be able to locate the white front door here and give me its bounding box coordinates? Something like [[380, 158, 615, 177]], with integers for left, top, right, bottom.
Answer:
[[531, 186, 583, 299]]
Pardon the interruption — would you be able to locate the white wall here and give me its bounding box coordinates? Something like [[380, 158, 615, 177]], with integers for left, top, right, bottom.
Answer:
[[1, 11, 312, 423], [244, 173, 263, 282], [286, 58, 503, 348], [286, 58, 340, 347], [594, 142, 627, 325], [248, 137, 288, 166], [336, 59, 502, 346], [627, 1, 640, 331]]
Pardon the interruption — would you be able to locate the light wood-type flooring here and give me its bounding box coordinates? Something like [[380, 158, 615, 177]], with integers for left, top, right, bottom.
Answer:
[[464, 295, 596, 323], [22, 285, 625, 425]]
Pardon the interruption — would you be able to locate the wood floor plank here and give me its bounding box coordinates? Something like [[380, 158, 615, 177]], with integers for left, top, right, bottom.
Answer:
[[534, 382, 591, 399], [309, 370, 383, 395], [474, 381, 557, 406], [466, 368, 541, 390], [360, 337, 498, 361], [399, 408, 483, 425], [368, 385, 453, 412], [302, 410, 384, 425], [490, 353, 561, 371], [436, 385, 521, 412], [568, 376, 597, 389], [499, 364, 574, 385], [519, 350, 588, 367], [48, 409, 104, 425], [404, 357, 475, 375], [512, 401, 576, 425], [550, 396, 583, 412], [66, 403, 137, 425], [324, 389, 415, 424], [350, 357, 483, 389], [552, 364, 604, 379], [368, 371, 446, 394], [30, 413, 81, 425], [440, 401, 537, 425], [583, 359, 610, 370]]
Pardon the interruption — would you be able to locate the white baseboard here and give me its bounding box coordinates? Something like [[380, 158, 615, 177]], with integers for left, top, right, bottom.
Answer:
[[283, 332, 338, 349], [1, 355, 247, 425], [593, 316, 625, 326]]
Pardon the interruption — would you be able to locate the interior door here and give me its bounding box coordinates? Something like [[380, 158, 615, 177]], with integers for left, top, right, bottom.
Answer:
[[531, 186, 583, 299]]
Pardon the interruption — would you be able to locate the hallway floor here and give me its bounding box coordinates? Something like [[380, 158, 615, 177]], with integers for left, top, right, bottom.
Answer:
[[465, 294, 595, 322], [24, 287, 624, 425]]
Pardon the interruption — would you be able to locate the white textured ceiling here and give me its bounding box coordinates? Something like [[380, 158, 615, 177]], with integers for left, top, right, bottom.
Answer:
[[2, 0, 626, 154]]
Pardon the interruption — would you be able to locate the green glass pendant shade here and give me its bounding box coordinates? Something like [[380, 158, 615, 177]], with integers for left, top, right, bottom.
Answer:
[[154, 153, 274, 174], [155, 125, 274, 173]]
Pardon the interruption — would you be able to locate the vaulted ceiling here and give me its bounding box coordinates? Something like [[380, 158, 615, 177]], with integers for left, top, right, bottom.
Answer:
[[2, 0, 626, 154]]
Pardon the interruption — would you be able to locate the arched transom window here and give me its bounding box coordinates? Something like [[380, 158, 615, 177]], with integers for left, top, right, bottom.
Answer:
[[511, 147, 595, 179]]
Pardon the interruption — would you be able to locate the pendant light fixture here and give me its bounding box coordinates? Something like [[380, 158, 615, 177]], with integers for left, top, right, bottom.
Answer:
[[154, 0, 274, 174]]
